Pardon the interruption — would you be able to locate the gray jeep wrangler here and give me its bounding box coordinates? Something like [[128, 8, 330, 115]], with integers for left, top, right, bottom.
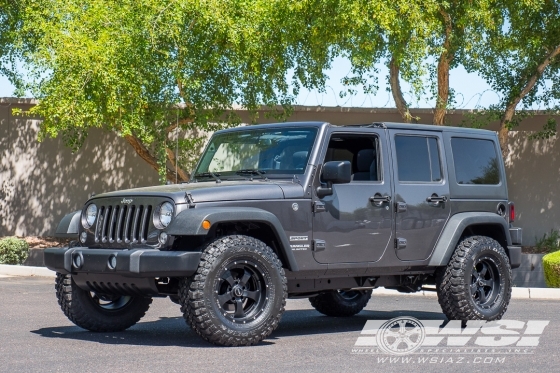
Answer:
[[45, 121, 522, 346]]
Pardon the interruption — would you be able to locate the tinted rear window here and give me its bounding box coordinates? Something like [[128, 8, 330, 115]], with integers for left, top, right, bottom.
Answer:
[[451, 138, 500, 185]]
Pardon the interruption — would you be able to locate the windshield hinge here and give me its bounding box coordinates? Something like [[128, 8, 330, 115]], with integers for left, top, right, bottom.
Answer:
[[185, 192, 196, 208]]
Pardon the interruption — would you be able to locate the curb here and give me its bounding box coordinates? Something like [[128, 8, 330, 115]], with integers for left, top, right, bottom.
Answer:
[[1, 265, 560, 300], [0, 264, 55, 278], [363, 285, 560, 300]]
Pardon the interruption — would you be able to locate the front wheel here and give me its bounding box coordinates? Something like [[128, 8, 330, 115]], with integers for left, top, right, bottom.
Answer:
[[55, 273, 152, 331], [436, 236, 512, 321], [310, 289, 372, 317], [179, 235, 287, 346]]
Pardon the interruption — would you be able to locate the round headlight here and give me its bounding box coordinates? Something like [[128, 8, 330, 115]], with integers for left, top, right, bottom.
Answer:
[[82, 204, 97, 229], [158, 202, 174, 228]]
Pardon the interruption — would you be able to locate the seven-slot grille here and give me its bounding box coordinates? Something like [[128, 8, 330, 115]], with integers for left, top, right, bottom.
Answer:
[[95, 204, 153, 244]]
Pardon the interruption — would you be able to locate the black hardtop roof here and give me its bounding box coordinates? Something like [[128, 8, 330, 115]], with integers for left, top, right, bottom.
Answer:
[[215, 121, 494, 136], [216, 121, 327, 134]]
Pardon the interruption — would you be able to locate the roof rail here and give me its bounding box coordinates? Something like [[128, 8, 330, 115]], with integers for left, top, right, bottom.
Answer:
[[344, 122, 387, 128]]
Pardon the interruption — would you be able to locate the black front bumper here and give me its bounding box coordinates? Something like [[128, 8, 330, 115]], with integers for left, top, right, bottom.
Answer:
[[44, 247, 202, 277]]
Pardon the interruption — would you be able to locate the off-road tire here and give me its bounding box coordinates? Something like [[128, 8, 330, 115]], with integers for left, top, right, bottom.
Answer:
[[310, 289, 372, 317], [179, 235, 287, 346], [55, 272, 152, 332], [436, 236, 512, 321]]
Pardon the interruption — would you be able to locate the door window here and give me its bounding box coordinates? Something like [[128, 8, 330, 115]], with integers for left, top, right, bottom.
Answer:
[[324, 134, 381, 182], [395, 135, 442, 183]]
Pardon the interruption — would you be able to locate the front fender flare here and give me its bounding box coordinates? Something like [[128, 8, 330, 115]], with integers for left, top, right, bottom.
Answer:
[[54, 210, 81, 238], [428, 212, 511, 267], [166, 207, 299, 272]]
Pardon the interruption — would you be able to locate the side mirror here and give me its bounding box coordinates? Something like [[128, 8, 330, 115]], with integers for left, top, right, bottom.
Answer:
[[317, 161, 351, 197], [322, 161, 352, 183]]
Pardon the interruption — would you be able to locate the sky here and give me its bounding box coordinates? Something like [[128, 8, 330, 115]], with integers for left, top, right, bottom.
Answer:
[[0, 56, 501, 109]]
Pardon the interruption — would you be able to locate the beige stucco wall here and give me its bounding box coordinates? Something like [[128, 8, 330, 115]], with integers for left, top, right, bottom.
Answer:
[[0, 98, 159, 236], [1, 98, 558, 245], [504, 131, 560, 246]]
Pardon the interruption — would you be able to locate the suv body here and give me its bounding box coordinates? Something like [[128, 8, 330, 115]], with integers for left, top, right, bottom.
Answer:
[[45, 121, 522, 346]]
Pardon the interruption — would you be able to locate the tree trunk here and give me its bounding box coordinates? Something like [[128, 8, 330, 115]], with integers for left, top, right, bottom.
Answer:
[[124, 134, 189, 183], [389, 56, 412, 123], [433, 10, 454, 126], [498, 44, 560, 158]]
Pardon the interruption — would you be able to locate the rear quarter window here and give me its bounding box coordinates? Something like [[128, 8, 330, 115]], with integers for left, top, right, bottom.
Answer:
[[451, 138, 500, 185]]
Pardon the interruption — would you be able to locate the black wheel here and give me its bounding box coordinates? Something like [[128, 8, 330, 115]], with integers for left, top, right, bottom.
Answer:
[[310, 289, 372, 317], [436, 236, 512, 321], [179, 235, 287, 346], [55, 273, 152, 332]]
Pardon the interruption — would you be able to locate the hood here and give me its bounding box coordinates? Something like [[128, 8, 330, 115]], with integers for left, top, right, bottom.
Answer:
[[93, 180, 305, 204]]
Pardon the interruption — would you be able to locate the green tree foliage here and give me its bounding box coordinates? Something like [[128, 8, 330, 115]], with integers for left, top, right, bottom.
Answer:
[[465, 0, 560, 155], [12, 0, 339, 182], [335, 1, 502, 125], [0, 0, 24, 91], [333, 1, 438, 122]]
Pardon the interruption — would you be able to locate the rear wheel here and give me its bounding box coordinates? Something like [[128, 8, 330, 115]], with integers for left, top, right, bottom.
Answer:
[[310, 289, 372, 317], [55, 273, 152, 331], [436, 236, 512, 321]]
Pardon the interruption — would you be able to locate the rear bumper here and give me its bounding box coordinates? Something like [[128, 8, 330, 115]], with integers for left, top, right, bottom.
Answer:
[[507, 245, 522, 269], [509, 227, 522, 245], [44, 247, 202, 277]]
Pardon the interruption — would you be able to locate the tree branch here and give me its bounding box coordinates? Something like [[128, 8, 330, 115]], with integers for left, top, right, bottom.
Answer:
[[499, 44, 560, 157], [433, 9, 454, 125], [124, 133, 188, 183], [389, 57, 408, 120], [389, 56, 413, 123]]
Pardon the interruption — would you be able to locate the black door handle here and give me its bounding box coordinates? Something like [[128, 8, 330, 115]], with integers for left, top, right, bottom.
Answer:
[[426, 194, 448, 205], [370, 194, 391, 207]]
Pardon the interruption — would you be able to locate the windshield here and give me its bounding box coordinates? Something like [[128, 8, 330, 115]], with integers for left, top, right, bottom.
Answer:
[[194, 127, 318, 180]]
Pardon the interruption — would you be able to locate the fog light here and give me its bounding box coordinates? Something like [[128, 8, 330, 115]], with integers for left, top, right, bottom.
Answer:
[[80, 231, 87, 243], [108, 255, 117, 270], [159, 232, 168, 245], [73, 253, 83, 269]]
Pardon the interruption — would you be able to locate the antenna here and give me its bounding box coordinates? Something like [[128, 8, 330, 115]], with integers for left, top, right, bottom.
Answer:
[[175, 109, 179, 184]]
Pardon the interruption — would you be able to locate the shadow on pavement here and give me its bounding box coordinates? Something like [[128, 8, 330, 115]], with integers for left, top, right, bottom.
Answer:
[[275, 309, 446, 338], [30, 309, 446, 348]]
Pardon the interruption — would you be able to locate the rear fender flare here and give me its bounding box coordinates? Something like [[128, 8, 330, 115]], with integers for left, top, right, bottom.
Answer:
[[428, 212, 511, 267]]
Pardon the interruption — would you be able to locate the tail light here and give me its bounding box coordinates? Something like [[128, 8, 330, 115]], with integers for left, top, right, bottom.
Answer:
[[508, 202, 515, 223]]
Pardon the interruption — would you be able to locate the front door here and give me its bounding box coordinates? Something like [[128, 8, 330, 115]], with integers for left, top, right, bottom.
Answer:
[[389, 130, 451, 261], [312, 130, 393, 264]]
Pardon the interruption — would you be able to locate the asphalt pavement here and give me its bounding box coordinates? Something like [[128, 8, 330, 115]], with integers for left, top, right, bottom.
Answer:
[[0, 275, 558, 373]]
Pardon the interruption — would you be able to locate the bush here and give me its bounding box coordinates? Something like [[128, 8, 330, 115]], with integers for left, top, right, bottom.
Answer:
[[535, 229, 560, 254], [543, 250, 560, 288], [0, 237, 29, 265]]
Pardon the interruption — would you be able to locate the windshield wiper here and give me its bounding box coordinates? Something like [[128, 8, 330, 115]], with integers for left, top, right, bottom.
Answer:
[[194, 172, 222, 183], [235, 169, 268, 180]]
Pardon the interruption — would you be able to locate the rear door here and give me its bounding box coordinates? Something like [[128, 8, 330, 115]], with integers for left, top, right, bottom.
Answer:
[[389, 130, 451, 261]]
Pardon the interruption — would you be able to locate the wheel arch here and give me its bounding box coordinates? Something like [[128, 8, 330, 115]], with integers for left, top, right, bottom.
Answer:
[[429, 212, 512, 267], [167, 207, 299, 272]]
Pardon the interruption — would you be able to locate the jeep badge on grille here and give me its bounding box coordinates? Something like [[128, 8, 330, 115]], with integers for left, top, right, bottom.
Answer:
[[120, 198, 133, 204]]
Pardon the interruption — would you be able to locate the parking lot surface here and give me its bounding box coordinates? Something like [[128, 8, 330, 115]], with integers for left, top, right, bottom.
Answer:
[[0, 276, 557, 373]]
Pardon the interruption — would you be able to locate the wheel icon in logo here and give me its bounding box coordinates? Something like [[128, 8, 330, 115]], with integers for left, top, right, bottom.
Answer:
[[376, 316, 425, 355]]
